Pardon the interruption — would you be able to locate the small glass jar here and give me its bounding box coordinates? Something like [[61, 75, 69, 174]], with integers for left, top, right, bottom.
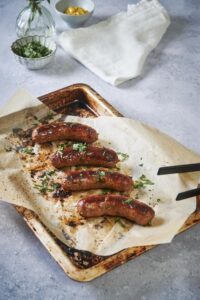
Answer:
[[16, 0, 56, 38]]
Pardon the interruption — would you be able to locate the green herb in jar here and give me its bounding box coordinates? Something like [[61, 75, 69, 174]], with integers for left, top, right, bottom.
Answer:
[[14, 41, 52, 58]]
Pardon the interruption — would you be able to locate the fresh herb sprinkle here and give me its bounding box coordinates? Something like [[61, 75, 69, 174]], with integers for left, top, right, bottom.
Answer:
[[47, 111, 54, 120], [117, 152, 129, 162], [134, 174, 154, 189], [72, 143, 87, 152], [57, 143, 69, 154], [34, 182, 53, 194], [98, 171, 106, 182], [122, 199, 133, 205], [34, 170, 58, 194], [102, 188, 112, 194], [51, 182, 61, 190], [115, 217, 126, 228], [20, 147, 34, 155]]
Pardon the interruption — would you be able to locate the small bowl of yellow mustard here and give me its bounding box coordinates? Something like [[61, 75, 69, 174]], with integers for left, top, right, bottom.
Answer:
[[55, 0, 95, 28]]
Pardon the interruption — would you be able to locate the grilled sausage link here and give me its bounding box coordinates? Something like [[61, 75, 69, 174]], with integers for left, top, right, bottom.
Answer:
[[32, 122, 98, 144], [77, 195, 155, 226], [61, 169, 133, 192], [51, 146, 119, 168]]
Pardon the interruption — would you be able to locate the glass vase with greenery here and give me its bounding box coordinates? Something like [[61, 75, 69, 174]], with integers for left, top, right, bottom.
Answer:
[[16, 0, 55, 38]]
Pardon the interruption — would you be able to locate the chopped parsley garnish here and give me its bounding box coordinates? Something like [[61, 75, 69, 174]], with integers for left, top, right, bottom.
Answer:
[[13, 40, 52, 59], [46, 111, 54, 120], [34, 182, 53, 194], [139, 163, 143, 167], [32, 111, 55, 126], [99, 171, 106, 177], [34, 170, 58, 194], [20, 147, 34, 155], [102, 188, 112, 194], [57, 143, 69, 154], [157, 198, 161, 203], [98, 171, 106, 182], [51, 182, 61, 190], [45, 170, 56, 176], [32, 116, 41, 126], [40, 170, 55, 180], [115, 217, 126, 228], [122, 199, 134, 205], [134, 174, 154, 189], [72, 143, 87, 152], [117, 152, 129, 162]]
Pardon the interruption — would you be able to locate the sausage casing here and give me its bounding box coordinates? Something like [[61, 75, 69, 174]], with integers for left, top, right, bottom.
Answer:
[[61, 169, 133, 192], [32, 122, 98, 144], [51, 146, 119, 168], [77, 195, 155, 226]]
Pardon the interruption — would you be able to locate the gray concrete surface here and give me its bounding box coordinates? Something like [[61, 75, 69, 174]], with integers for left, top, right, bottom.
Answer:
[[0, 0, 200, 299]]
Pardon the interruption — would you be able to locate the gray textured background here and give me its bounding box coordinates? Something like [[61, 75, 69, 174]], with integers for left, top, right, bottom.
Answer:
[[0, 0, 200, 299]]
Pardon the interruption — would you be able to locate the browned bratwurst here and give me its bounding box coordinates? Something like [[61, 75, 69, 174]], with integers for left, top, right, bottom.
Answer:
[[32, 122, 98, 144], [77, 195, 155, 226], [61, 169, 133, 192], [51, 146, 119, 168]]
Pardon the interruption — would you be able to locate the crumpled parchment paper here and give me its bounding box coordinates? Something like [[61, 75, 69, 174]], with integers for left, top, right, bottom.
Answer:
[[0, 90, 199, 256]]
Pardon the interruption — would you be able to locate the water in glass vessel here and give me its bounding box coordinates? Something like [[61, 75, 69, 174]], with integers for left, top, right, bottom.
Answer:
[[16, 0, 56, 38]]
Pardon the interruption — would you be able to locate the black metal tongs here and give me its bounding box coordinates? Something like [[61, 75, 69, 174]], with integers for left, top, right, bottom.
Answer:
[[157, 163, 200, 201]]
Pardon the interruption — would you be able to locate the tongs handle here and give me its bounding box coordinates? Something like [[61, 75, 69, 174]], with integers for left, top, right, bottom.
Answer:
[[176, 188, 200, 201], [157, 163, 200, 175], [157, 163, 200, 201]]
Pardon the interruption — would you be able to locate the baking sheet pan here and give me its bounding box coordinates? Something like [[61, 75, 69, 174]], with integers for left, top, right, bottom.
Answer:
[[14, 84, 200, 281]]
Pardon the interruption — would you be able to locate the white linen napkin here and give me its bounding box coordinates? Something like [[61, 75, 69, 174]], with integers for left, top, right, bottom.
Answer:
[[59, 0, 170, 86]]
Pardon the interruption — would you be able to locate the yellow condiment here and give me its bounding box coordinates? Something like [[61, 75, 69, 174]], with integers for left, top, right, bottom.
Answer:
[[64, 6, 88, 16]]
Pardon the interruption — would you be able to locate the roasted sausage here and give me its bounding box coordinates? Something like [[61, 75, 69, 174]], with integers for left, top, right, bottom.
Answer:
[[32, 122, 98, 144], [77, 195, 155, 226], [51, 146, 119, 168], [61, 169, 133, 192]]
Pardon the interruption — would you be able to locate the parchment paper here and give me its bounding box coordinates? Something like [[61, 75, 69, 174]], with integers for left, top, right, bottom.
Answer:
[[0, 90, 199, 256]]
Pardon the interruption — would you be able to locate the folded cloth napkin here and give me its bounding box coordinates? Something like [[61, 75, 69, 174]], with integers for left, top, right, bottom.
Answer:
[[59, 0, 170, 86]]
